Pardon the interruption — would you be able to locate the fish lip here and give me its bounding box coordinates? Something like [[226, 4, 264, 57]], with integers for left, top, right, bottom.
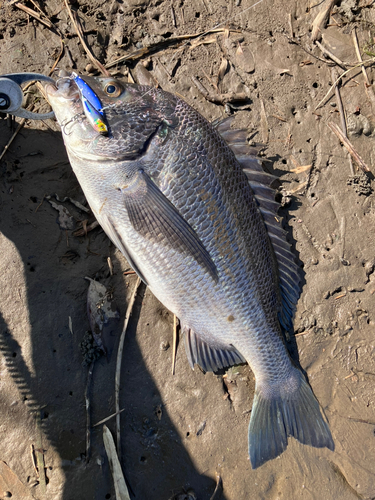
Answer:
[[45, 74, 80, 101], [45, 74, 83, 123]]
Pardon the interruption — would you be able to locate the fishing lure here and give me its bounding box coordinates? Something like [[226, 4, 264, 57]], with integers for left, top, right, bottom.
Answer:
[[72, 72, 109, 135], [82, 96, 108, 135]]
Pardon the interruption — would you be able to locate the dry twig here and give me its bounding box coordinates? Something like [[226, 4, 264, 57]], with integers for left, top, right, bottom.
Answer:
[[328, 121, 370, 173], [260, 99, 269, 144], [315, 58, 375, 109], [330, 67, 354, 175], [115, 277, 142, 458], [172, 315, 178, 375], [93, 408, 125, 427], [191, 76, 247, 105], [34, 417, 47, 494], [63, 0, 110, 76], [103, 426, 131, 500], [73, 220, 99, 237], [14, 2, 62, 35], [210, 473, 223, 500], [105, 29, 232, 69], [0, 119, 26, 162], [311, 0, 339, 42], [352, 28, 371, 85], [0, 461, 35, 499], [315, 40, 347, 69], [352, 27, 375, 112], [85, 361, 95, 463]]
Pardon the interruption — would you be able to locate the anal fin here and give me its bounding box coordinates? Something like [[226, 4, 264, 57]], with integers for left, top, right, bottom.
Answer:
[[183, 327, 246, 373]]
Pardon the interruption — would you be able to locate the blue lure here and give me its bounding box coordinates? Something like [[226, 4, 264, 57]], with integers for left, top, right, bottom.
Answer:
[[72, 72, 108, 135], [82, 96, 109, 135]]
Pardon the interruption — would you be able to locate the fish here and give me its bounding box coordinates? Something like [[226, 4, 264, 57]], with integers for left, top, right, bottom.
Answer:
[[45, 73, 334, 468]]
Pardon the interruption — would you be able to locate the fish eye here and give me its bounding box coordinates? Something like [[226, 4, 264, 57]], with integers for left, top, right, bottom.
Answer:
[[104, 81, 123, 97]]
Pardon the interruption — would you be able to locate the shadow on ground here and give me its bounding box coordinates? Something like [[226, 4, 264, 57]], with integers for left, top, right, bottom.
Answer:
[[0, 122, 225, 499]]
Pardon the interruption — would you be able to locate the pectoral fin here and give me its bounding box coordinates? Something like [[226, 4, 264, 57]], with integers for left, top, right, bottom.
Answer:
[[119, 169, 218, 281]]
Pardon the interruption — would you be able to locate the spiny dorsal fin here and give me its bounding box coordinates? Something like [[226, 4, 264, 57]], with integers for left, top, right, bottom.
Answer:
[[214, 118, 301, 333]]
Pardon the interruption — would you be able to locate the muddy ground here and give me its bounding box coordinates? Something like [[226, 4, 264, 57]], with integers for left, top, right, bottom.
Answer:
[[0, 0, 375, 499]]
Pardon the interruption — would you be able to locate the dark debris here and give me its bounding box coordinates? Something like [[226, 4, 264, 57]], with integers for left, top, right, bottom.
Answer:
[[80, 331, 103, 366], [347, 173, 372, 196]]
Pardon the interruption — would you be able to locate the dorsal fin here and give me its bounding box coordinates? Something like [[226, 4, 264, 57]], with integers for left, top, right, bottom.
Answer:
[[214, 118, 301, 333]]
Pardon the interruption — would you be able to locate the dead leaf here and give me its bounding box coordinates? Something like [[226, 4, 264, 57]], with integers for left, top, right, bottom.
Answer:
[[134, 63, 159, 87], [86, 277, 120, 352], [189, 33, 217, 49], [217, 57, 228, 88], [47, 200, 75, 230], [103, 426, 131, 500], [0, 461, 36, 499], [260, 99, 269, 144], [235, 43, 255, 73], [290, 164, 312, 174], [289, 156, 312, 174], [311, 0, 339, 42]]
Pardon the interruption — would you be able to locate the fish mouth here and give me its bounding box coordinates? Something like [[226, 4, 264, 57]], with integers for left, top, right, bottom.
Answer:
[[45, 70, 80, 101], [45, 71, 84, 132]]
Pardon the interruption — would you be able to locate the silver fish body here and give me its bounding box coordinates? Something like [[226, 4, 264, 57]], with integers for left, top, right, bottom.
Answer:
[[46, 75, 334, 468]]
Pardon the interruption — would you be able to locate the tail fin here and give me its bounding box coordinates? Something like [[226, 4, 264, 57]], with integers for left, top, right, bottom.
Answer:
[[248, 368, 334, 469]]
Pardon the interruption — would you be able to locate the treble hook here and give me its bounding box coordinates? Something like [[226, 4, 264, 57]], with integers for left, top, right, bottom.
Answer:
[[0, 72, 56, 120]]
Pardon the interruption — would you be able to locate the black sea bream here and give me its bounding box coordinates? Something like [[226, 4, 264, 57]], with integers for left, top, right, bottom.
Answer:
[[46, 74, 334, 468]]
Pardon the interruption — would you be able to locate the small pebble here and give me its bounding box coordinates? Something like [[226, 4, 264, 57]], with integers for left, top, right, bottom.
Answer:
[[160, 341, 170, 351]]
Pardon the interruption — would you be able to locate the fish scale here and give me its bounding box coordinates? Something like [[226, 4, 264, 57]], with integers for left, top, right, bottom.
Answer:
[[46, 74, 334, 469]]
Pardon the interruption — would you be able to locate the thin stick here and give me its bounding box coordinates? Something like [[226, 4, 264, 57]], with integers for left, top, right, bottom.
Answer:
[[210, 473, 223, 500], [352, 27, 375, 112], [34, 415, 47, 494], [49, 38, 65, 76], [191, 76, 247, 104], [352, 27, 371, 85], [106, 0, 265, 69], [115, 277, 142, 458], [315, 40, 348, 69], [331, 67, 354, 175], [85, 361, 95, 463], [315, 58, 375, 109], [30, 444, 39, 475], [171, 3, 177, 28], [328, 121, 370, 172], [105, 29, 230, 69], [103, 426, 131, 500], [311, 0, 339, 42], [0, 119, 26, 162], [73, 220, 99, 237], [63, 0, 110, 76], [260, 99, 269, 143], [14, 2, 62, 35], [172, 315, 178, 375], [107, 256, 114, 276], [93, 408, 125, 427], [123, 270, 136, 276], [295, 330, 311, 337]]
